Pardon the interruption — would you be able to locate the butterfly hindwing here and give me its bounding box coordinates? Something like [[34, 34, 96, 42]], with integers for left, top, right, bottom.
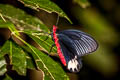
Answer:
[[58, 34, 82, 72]]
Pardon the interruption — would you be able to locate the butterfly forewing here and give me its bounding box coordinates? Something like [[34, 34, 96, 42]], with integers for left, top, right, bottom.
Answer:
[[58, 29, 98, 56], [57, 34, 77, 55]]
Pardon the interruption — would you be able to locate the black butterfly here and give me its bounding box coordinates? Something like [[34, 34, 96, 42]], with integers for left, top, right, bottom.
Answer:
[[52, 25, 98, 72]]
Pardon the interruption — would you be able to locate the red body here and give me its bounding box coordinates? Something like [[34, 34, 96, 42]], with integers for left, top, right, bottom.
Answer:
[[53, 25, 66, 66]]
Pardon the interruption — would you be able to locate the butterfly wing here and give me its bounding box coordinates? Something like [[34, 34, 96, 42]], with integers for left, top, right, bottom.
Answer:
[[56, 29, 98, 72], [58, 29, 98, 56], [58, 34, 82, 72]]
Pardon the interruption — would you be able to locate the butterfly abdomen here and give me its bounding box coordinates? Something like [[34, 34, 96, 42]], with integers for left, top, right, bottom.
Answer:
[[52, 25, 67, 66]]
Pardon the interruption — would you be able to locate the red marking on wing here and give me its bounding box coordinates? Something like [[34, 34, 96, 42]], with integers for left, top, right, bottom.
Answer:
[[53, 25, 67, 66]]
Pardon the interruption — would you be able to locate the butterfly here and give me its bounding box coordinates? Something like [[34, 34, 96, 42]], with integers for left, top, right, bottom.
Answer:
[[51, 25, 98, 72]]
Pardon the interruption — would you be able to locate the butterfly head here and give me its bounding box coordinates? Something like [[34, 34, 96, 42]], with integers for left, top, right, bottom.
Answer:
[[53, 25, 58, 33]]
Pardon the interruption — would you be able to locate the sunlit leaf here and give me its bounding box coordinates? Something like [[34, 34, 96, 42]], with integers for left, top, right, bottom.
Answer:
[[0, 40, 27, 75], [18, 0, 72, 23], [0, 19, 19, 36], [0, 4, 49, 32], [0, 3, 69, 80], [25, 52, 36, 70], [0, 57, 7, 76], [23, 30, 57, 54], [22, 45, 69, 80]]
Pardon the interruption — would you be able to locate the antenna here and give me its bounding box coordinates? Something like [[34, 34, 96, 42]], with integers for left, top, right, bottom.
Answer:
[[55, 15, 59, 26]]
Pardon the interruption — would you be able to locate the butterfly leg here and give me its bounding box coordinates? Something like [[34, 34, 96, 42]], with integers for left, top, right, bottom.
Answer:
[[43, 33, 51, 41], [49, 44, 55, 54], [44, 36, 49, 41]]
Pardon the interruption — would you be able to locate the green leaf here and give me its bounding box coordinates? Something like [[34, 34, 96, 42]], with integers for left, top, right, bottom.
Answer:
[[0, 41, 10, 57], [0, 4, 54, 53], [0, 40, 27, 75], [0, 57, 7, 76], [10, 41, 27, 75], [3, 75, 12, 80], [0, 3, 69, 80], [26, 53, 36, 70], [73, 0, 90, 8], [0, 19, 19, 36], [18, 0, 72, 23], [13, 32, 68, 80], [22, 45, 69, 80], [0, 4, 49, 32], [23, 30, 57, 54]]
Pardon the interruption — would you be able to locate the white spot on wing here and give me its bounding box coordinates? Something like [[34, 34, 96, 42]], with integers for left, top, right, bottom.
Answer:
[[67, 56, 81, 72]]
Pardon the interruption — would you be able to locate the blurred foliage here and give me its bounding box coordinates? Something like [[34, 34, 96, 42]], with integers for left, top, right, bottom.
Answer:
[[72, 7, 119, 76], [3, 75, 12, 80], [71, 0, 120, 79], [71, 2, 119, 78], [73, 0, 90, 8]]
